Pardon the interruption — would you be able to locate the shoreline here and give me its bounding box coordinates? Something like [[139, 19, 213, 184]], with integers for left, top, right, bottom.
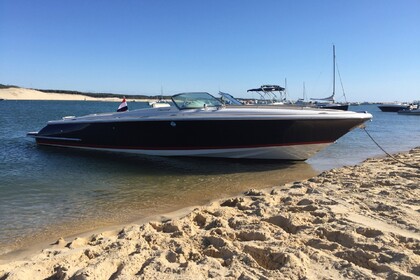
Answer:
[[1, 148, 419, 279], [0, 206, 199, 264], [0, 87, 155, 102], [0, 161, 318, 260]]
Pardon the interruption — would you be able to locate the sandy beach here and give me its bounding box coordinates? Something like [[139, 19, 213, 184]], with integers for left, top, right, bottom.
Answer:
[[0, 87, 149, 102], [1, 148, 419, 279]]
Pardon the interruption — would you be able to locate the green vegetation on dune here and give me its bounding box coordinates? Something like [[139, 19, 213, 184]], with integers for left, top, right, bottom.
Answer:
[[36, 89, 154, 99], [0, 84, 19, 89], [0, 83, 170, 99]]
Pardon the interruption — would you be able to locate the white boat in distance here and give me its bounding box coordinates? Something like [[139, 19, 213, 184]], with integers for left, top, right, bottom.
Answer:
[[397, 101, 420, 115], [398, 109, 420, 115]]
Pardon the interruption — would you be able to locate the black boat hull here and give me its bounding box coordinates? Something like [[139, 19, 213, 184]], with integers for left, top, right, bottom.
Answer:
[[316, 104, 349, 111], [378, 105, 409, 112], [31, 118, 365, 160]]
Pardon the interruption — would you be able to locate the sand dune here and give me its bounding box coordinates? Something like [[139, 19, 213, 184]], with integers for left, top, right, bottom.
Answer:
[[0, 87, 108, 101], [0, 87, 134, 102], [1, 148, 419, 279]]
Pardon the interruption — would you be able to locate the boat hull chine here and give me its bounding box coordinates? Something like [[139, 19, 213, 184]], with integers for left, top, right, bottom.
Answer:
[[33, 142, 331, 160], [378, 105, 410, 112]]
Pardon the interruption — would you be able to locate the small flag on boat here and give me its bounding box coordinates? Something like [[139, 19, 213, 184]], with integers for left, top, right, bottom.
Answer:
[[117, 97, 128, 112]]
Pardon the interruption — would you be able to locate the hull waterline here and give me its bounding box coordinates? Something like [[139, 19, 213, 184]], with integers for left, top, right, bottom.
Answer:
[[31, 138, 331, 160]]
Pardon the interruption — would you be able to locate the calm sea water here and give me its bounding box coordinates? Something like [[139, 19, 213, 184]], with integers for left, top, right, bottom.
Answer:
[[0, 101, 419, 256]]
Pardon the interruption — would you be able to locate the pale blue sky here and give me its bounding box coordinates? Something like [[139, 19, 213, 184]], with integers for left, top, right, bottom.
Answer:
[[1, 0, 419, 102]]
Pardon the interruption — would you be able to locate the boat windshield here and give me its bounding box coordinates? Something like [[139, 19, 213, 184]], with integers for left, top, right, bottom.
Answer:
[[171, 92, 223, 110]]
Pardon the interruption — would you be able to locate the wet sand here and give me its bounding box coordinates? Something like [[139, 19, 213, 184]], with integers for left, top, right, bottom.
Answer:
[[1, 148, 419, 279], [0, 156, 317, 257]]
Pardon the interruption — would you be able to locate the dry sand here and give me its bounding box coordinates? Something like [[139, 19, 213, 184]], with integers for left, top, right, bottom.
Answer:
[[0, 148, 419, 279], [0, 87, 149, 102], [0, 87, 109, 101]]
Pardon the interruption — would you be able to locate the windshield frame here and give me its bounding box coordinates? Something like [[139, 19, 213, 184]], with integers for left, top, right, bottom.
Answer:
[[171, 92, 223, 110]]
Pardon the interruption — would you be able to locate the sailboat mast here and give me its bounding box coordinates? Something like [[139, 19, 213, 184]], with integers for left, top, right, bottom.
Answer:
[[333, 44, 336, 98], [284, 78, 287, 101]]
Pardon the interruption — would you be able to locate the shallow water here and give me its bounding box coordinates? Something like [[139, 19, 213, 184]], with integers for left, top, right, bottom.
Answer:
[[0, 101, 418, 255], [308, 105, 420, 170]]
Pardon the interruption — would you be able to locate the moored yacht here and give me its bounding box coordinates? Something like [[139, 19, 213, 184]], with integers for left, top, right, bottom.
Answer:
[[397, 101, 420, 115], [247, 85, 289, 105], [28, 92, 372, 160], [378, 103, 410, 112], [397, 108, 420, 115]]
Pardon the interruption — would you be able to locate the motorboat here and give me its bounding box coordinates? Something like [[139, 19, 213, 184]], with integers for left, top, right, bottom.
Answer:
[[28, 92, 372, 160], [398, 108, 420, 115], [397, 102, 420, 115], [315, 102, 349, 111], [247, 85, 289, 105], [378, 103, 410, 112], [148, 100, 171, 108]]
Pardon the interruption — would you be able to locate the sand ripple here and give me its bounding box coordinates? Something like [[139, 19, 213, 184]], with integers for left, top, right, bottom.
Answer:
[[1, 148, 419, 279]]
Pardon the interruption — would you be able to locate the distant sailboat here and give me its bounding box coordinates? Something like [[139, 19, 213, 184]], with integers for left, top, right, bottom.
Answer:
[[311, 45, 349, 111], [295, 82, 308, 106]]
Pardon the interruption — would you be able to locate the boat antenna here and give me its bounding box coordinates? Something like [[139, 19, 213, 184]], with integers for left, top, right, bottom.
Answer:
[[332, 44, 336, 102], [284, 78, 288, 101], [159, 85, 164, 101]]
